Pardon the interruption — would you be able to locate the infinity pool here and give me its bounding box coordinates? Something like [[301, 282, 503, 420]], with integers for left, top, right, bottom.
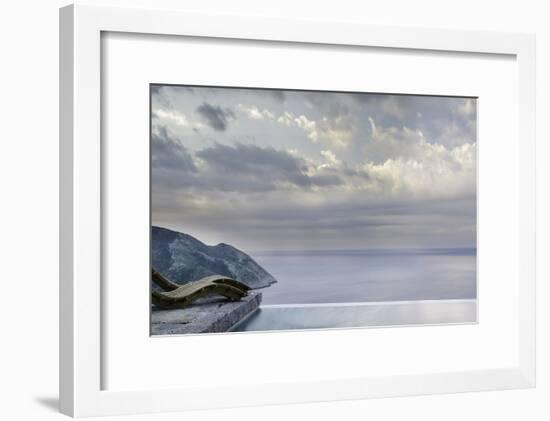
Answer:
[[230, 299, 477, 332]]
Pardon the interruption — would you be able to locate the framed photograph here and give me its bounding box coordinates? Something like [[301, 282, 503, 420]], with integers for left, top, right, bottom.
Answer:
[[60, 2, 536, 417], [149, 85, 478, 336]]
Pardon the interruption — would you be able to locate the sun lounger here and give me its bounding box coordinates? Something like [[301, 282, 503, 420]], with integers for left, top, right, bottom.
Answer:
[[151, 269, 250, 309]]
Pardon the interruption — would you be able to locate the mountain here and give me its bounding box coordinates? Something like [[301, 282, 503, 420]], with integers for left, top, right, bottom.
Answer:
[[151, 226, 277, 289]]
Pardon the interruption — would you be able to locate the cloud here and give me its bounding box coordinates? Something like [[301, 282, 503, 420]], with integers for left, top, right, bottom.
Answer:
[[151, 127, 198, 189], [320, 149, 340, 166], [153, 109, 190, 127], [349, 94, 477, 148], [312, 115, 355, 147], [456, 98, 476, 118], [196, 102, 235, 131], [238, 104, 275, 120], [277, 111, 295, 126], [363, 118, 476, 199], [195, 143, 342, 192], [152, 185, 476, 251], [151, 116, 475, 201], [277, 111, 355, 147], [151, 86, 477, 250], [268, 90, 286, 103]]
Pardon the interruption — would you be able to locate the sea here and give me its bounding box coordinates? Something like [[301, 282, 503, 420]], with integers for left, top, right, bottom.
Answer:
[[252, 248, 476, 305], [231, 248, 477, 332]]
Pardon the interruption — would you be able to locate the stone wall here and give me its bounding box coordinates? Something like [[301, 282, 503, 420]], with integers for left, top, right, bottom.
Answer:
[[151, 291, 262, 335]]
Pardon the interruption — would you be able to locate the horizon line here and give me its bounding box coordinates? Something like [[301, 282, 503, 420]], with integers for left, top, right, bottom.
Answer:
[[249, 246, 477, 255]]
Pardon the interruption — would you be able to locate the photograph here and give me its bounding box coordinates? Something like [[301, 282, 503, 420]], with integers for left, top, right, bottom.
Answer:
[[150, 85, 477, 335]]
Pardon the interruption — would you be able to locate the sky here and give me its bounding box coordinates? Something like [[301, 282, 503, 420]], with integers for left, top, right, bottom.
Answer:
[[151, 85, 476, 252]]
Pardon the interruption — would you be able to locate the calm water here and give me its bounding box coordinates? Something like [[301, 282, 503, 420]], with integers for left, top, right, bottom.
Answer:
[[231, 300, 477, 332], [231, 249, 477, 332], [252, 248, 476, 305]]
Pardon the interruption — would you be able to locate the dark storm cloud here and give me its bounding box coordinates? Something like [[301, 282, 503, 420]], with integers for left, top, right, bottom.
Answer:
[[269, 90, 286, 102], [196, 102, 235, 131], [353, 94, 477, 147], [151, 127, 198, 189], [151, 85, 477, 250], [303, 91, 352, 119], [196, 143, 342, 190], [197, 143, 306, 177]]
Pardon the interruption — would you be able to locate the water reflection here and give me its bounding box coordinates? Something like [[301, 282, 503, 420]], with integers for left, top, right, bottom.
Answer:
[[231, 300, 477, 332]]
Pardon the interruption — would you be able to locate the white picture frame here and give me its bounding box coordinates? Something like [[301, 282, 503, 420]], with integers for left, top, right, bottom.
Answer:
[[59, 2, 536, 417]]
